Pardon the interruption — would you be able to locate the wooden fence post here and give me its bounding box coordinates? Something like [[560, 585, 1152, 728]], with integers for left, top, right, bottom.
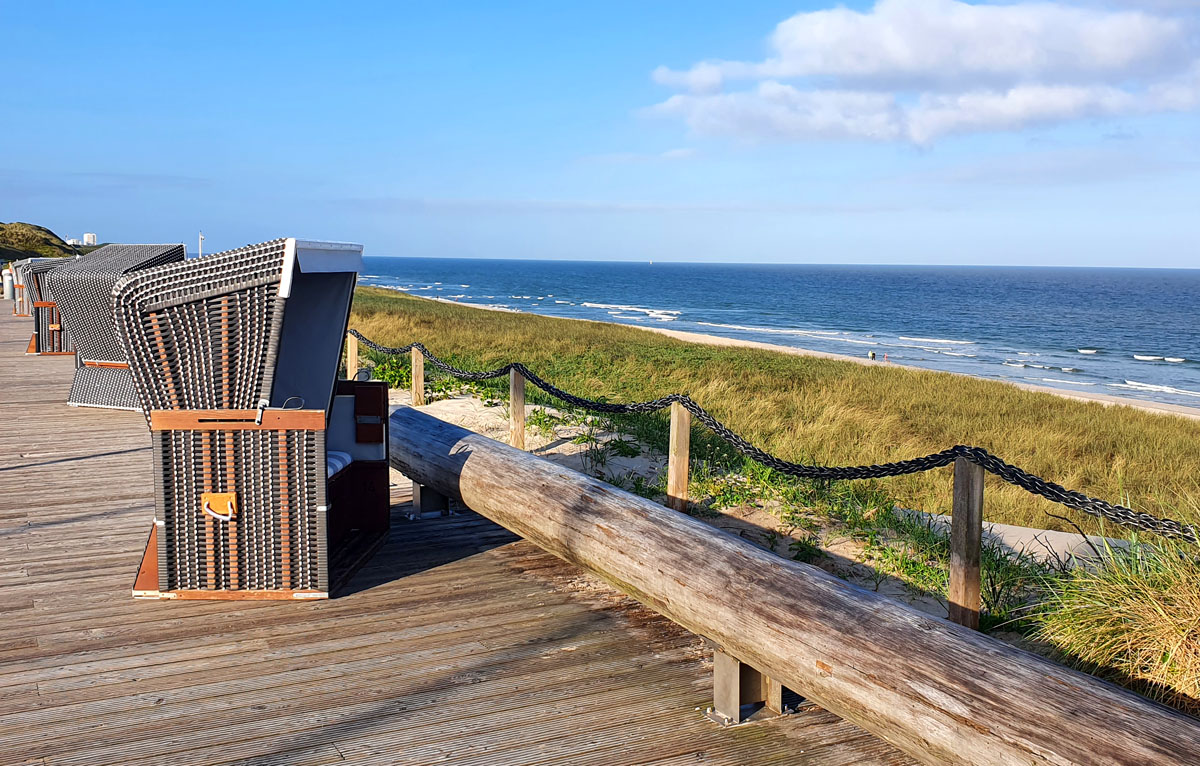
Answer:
[[345, 332, 358, 379], [948, 456, 984, 629], [411, 347, 425, 406], [509, 368, 525, 450], [667, 401, 691, 513]]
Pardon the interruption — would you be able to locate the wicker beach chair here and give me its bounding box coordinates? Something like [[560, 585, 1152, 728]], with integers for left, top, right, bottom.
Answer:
[[10, 257, 53, 318], [114, 237, 389, 600], [45, 244, 187, 410], [26, 258, 76, 355]]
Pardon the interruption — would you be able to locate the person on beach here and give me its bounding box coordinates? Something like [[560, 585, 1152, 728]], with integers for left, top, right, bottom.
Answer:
[[868, 350, 876, 361]]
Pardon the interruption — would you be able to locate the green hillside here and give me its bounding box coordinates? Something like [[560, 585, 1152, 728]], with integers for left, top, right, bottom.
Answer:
[[0, 221, 77, 261]]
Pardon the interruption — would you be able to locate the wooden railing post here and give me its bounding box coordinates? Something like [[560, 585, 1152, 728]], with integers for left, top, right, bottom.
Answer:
[[667, 401, 690, 513], [949, 456, 984, 629], [509, 368, 525, 450], [345, 332, 358, 379], [411, 347, 425, 406]]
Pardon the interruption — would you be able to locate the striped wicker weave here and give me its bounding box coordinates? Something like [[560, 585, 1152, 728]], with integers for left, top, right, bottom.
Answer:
[[11, 257, 55, 318], [26, 258, 75, 354], [45, 244, 186, 410], [114, 237, 366, 598], [113, 238, 292, 415], [10, 258, 47, 317]]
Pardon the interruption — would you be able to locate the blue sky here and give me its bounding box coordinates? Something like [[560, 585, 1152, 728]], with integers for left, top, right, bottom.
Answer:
[[2, 0, 1199, 266]]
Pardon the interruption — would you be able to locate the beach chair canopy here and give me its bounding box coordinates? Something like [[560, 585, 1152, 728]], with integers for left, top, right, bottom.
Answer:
[[26, 257, 77, 354], [44, 243, 186, 409], [114, 237, 363, 420], [9, 257, 47, 315], [11, 257, 52, 313], [24, 258, 70, 303]]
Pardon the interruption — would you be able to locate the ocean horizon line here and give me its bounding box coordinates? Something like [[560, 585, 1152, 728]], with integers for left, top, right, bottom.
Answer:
[[363, 255, 1200, 272]]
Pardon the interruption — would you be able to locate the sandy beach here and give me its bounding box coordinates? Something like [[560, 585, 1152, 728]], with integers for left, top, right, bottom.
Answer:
[[646, 326, 1200, 421], [436, 294, 1200, 422]]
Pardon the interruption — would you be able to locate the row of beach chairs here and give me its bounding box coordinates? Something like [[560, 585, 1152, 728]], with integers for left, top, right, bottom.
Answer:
[[6, 238, 390, 600]]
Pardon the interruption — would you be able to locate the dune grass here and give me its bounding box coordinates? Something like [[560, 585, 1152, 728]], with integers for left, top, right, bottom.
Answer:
[[1032, 539, 1200, 716], [350, 286, 1200, 536]]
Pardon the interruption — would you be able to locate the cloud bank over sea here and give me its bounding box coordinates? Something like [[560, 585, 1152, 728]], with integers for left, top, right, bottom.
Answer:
[[650, 0, 1200, 144]]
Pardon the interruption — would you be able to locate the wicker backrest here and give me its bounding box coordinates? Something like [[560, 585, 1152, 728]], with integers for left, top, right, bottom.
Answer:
[[10, 258, 42, 315], [27, 258, 77, 353], [113, 237, 363, 420], [47, 244, 186, 365], [25, 258, 69, 303]]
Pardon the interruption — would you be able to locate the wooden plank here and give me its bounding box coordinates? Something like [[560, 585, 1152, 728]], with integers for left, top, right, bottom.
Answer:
[[948, 457, 984, 629], [149, 409, 325, 431], [388, 404, 1200, 766]]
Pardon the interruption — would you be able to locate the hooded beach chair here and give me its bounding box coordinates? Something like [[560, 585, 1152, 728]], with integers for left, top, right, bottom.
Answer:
[[25, 258, 76, 355], [45, 243, 186, 410], [114, 237, 390, 600], [11, 257, 53, 318]]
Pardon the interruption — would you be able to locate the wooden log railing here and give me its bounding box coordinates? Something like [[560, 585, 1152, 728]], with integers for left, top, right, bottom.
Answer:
[[388, 404, 1200, 766]]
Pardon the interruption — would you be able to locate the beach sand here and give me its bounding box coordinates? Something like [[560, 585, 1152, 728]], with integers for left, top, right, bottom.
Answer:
[[645, 326, 1200, 421]]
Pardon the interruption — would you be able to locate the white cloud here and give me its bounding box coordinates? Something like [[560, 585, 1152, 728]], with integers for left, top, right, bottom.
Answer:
[[650, 0, 1200, 143]]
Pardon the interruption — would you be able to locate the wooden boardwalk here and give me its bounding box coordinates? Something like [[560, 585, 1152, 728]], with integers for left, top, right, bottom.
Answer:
[[0, 309, 911, 766]]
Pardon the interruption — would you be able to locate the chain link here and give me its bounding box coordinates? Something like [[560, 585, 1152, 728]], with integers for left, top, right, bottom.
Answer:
[[352, 330, 1199, 545]]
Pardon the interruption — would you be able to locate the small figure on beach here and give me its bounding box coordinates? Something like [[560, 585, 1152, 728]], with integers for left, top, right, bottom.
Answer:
[[884, 353, 889, 363], [868, 350, 876, 361]]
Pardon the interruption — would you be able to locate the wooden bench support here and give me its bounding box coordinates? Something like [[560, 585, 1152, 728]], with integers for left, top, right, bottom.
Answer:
[[708, 645, 792, 725], [412, 482, 450, 517]]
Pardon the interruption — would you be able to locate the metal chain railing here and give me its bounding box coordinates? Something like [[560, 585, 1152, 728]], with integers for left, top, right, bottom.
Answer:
[[351, 329, 1200, 545]]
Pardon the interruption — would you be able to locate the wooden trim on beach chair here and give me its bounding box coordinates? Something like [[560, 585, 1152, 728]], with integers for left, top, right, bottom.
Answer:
[[82, 360, 131, 369], [149, 589, 329, 600], [149, 409, 326, 431], [132, 523, 160, 598]]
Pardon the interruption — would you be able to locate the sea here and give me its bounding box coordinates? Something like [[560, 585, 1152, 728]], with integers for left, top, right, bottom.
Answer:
[[360, 258, 1200, 410]]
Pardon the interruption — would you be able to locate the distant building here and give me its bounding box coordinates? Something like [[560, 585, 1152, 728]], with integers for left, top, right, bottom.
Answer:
[[66, 238, 82, 245], [83, 232, 97, 246]]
